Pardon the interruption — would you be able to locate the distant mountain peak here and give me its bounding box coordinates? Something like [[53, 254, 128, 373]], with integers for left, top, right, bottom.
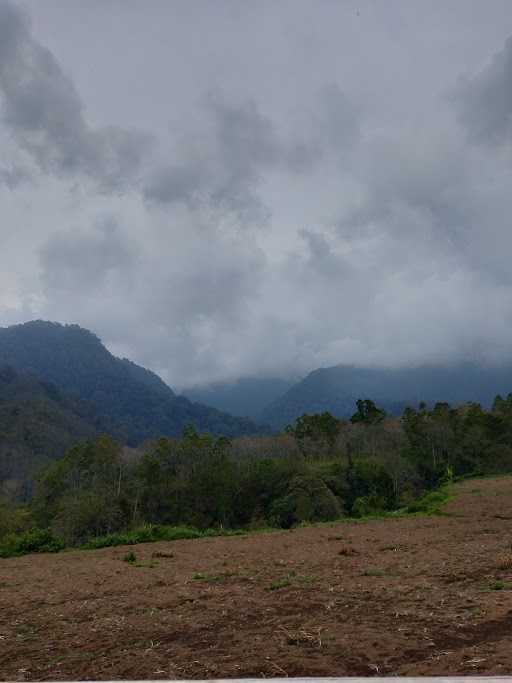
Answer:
[[0, 320, 266, 443], [259, 361, 512, 429]]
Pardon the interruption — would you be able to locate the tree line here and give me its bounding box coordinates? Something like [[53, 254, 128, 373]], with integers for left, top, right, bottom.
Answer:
[[2, 395, 512, 553]]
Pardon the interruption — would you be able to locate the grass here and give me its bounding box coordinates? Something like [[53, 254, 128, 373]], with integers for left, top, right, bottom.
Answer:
[[123, 551, 137, 564], [268, 570, 316, 591], [192, 571, 237, 583], [269, 576, 293, 591], [362, 567, 387, 577], [80, 524, 252, 551], [488, 579, 512, 591], [406, 486, 452, 515]]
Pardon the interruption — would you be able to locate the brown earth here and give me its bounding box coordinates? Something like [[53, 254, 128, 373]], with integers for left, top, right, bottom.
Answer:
[[2, 476, 512, 680]]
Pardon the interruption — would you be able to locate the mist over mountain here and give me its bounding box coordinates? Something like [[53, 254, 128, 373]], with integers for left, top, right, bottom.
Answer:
[[260, 363, 512, 429], [182, 376, 297, 421], [3, 2, 512, 387], [0, 321, 267, 443]]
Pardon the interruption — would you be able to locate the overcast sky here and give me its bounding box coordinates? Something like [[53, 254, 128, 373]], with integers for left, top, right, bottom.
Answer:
[[1, 0, 512, 389]]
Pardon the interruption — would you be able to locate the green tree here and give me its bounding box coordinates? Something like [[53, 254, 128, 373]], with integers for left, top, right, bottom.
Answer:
[[350, 399, 386, 426], [285, 412, 343, 457]]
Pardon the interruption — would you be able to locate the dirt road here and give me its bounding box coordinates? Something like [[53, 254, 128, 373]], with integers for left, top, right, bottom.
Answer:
[[2, 476, 512, 680]]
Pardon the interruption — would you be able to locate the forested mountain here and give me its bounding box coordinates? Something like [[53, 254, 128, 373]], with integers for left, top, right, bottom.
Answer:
[[182, 376, 296, 420], [261, 363, 512, 429], [0, 321, 266, 443], [0, 365, 109, 500]]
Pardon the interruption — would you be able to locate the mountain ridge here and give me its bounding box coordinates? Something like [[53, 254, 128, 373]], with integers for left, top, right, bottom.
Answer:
[[0, 320, 267, 443], [260, 361, 512, 429], [182, 376, 297, 420]]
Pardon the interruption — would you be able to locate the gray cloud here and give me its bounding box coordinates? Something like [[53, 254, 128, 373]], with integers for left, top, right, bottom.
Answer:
[[452, 36, 512, 145], [39, 218, 137, 292], [0, 163, 30, 189], [144, 84, 358, 225], [2, 1, 512, 388], [144, 94, 285, 226], [0, 1, 153, 190]]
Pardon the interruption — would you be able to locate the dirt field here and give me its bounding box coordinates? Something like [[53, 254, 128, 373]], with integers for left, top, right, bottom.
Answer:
[[2, 476, 512, 680]]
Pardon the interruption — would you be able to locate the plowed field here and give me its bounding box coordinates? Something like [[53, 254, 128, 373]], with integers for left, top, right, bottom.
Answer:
[[2, 476, 512, 680]]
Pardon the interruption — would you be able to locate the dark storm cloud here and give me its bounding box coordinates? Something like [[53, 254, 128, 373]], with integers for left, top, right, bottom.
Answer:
[[452, 35, 512, 145], [0, 1, 152, 190]]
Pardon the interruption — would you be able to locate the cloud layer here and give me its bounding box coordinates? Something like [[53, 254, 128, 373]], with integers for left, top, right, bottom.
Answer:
[[2, 0, 512, 388]]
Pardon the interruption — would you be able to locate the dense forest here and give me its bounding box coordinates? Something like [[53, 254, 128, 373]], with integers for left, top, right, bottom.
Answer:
[[0, 366, 116, 501], [3, 394, 512, 556]]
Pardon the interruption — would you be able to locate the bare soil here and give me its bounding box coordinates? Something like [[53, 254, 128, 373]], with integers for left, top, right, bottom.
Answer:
[[2, 476, 512, 680]]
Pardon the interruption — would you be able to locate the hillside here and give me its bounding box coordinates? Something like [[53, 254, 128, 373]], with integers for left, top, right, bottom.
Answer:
[[0, 366, 108, 500], [261, 362, 512, 429], [0, 321, 266, 443], [2, 476, 512, 678], [182, 376, 296, 420]]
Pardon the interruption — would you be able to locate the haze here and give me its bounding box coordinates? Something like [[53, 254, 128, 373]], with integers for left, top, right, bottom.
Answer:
[[1, 0, 512, 389]]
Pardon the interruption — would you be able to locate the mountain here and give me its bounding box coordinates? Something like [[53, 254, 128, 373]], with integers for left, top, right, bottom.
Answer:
[[0, 321, 266, 443], [182, 376, 297, 421], [0, 365, 108, 500], [260, 362, 512, 429]]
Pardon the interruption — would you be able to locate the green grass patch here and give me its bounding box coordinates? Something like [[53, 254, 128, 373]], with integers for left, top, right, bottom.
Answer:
[[362, 567, 387, 577], [82, 524, 251, 550], [192, 571, 237, 582], [82, 524, 204, 549], [488, 579, 512, 591], [406, 487, 452, 515], [193, 572, 221, 582], [268, 570, 315, 590], [269, 576, 292, 591]]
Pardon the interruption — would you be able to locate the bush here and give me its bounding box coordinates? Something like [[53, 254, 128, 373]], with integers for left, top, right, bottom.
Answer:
[[82, 524, 207, 550], [52, 491, 124, 546], [406, 488, 450, 514], [0, 528, 65, 558], [351, 494, 388, 518], [0, 501, 33, 541], [269, 474, 342, 528]]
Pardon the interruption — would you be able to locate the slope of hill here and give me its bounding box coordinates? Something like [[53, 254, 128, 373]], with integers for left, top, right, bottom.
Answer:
[[182, 376, 296, 420], [0, 321, 266, 443], [0, 365, 108, 500], [261, 362, 512, 429]]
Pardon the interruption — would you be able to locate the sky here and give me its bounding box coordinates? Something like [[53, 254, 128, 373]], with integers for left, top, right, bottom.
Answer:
[[1, 0, 512, 389]]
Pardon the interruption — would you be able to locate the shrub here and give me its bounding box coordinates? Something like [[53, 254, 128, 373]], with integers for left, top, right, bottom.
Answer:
[[406, 488, 450, 514], [351, 494, 388, 518], [269, 474, 342, 528], [0, 528, 64, 558], [0, 501, 33, 541], [82, 524, 208, 550]]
